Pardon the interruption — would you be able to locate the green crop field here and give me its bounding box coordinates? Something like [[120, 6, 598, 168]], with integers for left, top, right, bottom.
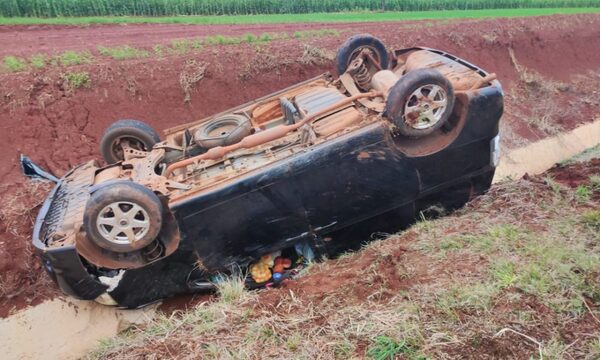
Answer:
[[0, 0, 598, 18], [0, 8, 599, 26]]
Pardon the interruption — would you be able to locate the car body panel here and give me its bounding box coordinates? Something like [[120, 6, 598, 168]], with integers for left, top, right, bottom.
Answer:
[[171, 122, 420, 271]]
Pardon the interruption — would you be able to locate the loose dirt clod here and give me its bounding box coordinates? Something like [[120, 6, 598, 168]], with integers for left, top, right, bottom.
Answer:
[[179, 60, 208, 103]]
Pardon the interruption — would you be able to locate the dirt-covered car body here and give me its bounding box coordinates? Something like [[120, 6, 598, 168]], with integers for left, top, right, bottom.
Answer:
[[32, 44, 503, 307]]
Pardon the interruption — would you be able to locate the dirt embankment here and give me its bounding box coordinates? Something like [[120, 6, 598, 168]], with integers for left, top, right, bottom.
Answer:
[[0, 14, 599, 316]]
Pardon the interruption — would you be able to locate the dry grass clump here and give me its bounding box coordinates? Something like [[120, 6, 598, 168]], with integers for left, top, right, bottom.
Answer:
[[297, 44, 335, 66], [446, 31, 466, 47], [179, 60, 208, 103], [214, 271, 248, 304], [571, 70, 600, 107], [504, 47, 600, 140], [238, 43, 333, 81], [0, 181, 51, 236], [0, 181, 53, 300], [238, 46, 290, 81], [507, 47, 572, 136], [88, 160, 600, 359]]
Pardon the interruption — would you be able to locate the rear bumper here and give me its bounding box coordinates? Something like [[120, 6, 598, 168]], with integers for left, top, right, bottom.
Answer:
[[32, 173, 107, 300]]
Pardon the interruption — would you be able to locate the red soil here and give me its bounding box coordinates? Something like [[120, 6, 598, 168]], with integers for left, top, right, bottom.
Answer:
[[548, 158, 600, 188], [548, 158, 600, 201], [0, 14, 599, 317]]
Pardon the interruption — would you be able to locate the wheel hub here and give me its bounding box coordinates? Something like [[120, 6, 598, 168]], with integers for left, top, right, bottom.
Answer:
[[403, 84, 448, 130], [111, 137, 145, 161], [96, 201, 151, 245]]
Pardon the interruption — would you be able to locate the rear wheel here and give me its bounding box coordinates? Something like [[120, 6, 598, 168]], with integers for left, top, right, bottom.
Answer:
[[100, 119, 161, 164], [83, 182, 163, 253], [335, 34, 389, 76], [385, 69, 455, 138]]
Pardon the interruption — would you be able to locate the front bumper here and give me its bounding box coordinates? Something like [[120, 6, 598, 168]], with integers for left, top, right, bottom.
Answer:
[[32, 163, 107, 300], [31, 162, 200, 307]]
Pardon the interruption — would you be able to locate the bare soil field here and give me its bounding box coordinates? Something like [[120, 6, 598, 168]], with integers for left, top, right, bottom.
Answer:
[[0, 14, 599, 317]]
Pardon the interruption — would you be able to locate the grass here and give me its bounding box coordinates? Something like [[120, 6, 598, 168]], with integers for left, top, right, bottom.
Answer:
[[87, 273, 252, 359], [63, 71, 91, 89], [97, 46, 149, 60], [581, 209, 600, 231], [575, 184, 591, 202], [1, 50, 93, 73], [214, 272, 246, 304], [2, 56, 26, 72], [0, 8, 598, 26], [29, 54, 46, 69], [590, 175, 600, 192], [437, 200, 599, 315], [3, 0, 598, 17], [52, 50, 93, 66], [367, 336, 422, 360], [441, 175, 596, 318], [168, 39, 200, 54]]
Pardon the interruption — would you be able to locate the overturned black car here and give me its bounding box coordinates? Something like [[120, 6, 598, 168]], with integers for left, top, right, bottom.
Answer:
[[30, 35, 503, 307]]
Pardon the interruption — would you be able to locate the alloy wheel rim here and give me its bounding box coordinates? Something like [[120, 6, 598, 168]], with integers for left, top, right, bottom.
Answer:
[[403, 84, 448, 130], [96, 201, 150, 245]]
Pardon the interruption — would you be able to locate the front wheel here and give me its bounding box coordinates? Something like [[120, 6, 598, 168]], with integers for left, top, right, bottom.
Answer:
[[384, 69, 455, 138], [83, 181, 163, 253]]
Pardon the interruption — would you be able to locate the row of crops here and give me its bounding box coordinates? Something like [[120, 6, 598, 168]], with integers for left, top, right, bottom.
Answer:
[[1, 0, 598, 17]]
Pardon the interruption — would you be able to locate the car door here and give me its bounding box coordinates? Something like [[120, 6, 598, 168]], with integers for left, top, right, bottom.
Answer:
[[292, 123, 420, 237]]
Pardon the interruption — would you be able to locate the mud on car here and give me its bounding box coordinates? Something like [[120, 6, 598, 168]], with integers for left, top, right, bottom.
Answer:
[[27, 35, 503, 307]]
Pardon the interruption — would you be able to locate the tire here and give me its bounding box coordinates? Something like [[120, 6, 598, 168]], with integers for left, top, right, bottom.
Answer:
[[384, 69, 455, 138], [83, 181, 163, 253], [100, 119, 161, 164], [335, 34, 389, 75], [194, 114, 252, 149]]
